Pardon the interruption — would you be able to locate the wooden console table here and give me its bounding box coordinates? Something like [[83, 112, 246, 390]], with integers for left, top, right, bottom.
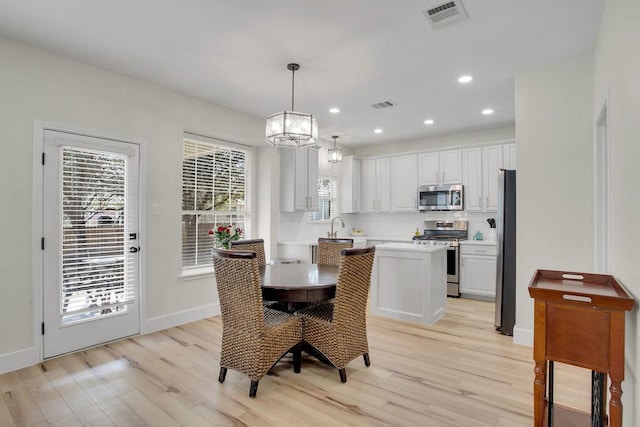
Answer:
[[528, 269, 634, 427]]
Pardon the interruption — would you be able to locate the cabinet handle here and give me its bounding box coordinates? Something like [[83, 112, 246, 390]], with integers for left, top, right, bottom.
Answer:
[[442, 171, 445, 183], [478, 196, 482, 209], [486, 196, 489, 209]]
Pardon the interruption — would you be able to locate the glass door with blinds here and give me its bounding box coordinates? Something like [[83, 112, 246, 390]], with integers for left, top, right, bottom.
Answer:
[[42, 130, 140, 358]]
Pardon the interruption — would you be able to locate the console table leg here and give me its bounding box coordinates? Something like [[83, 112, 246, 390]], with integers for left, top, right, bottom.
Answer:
[[533, 359, 547, 426], [609, 378, 623, 427]]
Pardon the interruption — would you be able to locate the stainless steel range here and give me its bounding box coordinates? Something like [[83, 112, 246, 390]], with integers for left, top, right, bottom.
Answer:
[[412, 220, 468, 297]]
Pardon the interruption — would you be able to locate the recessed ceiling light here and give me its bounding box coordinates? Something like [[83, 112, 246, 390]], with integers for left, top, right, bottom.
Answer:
[[458, 75, 473, 83], [424, 119, 435, 125], [482, 109, 494, 115], [329, 107, 340, 114], [374, 129, 383, 134]]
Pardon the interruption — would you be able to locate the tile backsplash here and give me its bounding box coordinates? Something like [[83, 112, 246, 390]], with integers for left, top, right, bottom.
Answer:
[[279, 210, 497, 242]]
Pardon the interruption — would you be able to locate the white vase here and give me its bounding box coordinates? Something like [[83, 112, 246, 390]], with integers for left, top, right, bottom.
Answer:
[[488, 229, 497, 241]]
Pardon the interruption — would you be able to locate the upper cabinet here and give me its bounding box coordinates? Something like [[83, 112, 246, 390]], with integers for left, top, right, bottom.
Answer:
[[359, 142, 514, 213], [390, 155, 418, 212], [362, 157, 390, 213], [462, 147, 483, 212], [503, 143, 517, 170], [280, 146, 319, 212], [340, 156, 361, 214], [482, 145, 503, 211], [418, 150, 462, 186]]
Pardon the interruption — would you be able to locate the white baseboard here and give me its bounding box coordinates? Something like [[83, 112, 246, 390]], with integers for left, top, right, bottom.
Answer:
[[0, 304, 220, 376], [0, 347, 40, 376], [512, 324, 533, 347], [141, 303, 220, 335]]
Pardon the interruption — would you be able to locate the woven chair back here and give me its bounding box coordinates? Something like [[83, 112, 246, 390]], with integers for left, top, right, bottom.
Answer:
[[332, 247, 375, 331], [212, 249, 265, 335], [229, 239, 267, 267], [317, 238, 354, 266]]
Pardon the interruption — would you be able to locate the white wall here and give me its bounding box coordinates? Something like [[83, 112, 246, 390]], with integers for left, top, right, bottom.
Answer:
[[513, 55, 595, 346], [0, 36, 265, 372], [593, 0, 640, 423]]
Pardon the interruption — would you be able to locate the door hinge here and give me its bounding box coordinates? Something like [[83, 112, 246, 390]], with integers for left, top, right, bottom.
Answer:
[[41, 322, 45, 335], [41, 237, 45, 250], [42, 152, 45, 165]]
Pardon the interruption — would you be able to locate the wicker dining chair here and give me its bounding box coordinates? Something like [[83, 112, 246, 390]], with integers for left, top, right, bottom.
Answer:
[[212, 248, 302, 398], [229, 238, 267, 267], [295, 246, 375, 383], [317, 238, 354, 267], [228, 238, 281, 308]]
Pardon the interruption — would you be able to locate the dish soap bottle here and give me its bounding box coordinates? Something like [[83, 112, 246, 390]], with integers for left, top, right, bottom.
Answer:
[[415, 227, 420, 236]]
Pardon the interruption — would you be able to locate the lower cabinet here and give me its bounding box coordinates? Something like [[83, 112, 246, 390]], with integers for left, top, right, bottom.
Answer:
[[460, 243, 497, 300]]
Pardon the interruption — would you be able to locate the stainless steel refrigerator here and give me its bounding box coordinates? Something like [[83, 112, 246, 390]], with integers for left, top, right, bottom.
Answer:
[[495, 169, 516, 335]]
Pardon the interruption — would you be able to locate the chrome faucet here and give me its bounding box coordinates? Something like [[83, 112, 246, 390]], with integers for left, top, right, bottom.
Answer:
[[328, 216, 345, 238]]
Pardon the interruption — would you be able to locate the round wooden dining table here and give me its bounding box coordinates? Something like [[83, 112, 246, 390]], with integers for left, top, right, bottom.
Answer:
[[260, 263, 338, 304]]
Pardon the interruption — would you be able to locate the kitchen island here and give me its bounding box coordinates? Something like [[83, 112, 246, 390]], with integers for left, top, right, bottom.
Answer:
[[371, 243, 447, 326]]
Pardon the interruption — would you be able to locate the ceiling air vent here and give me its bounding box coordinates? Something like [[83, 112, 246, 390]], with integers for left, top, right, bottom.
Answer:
[[371, 100, 397, 110], [423, 0, 468, 30]]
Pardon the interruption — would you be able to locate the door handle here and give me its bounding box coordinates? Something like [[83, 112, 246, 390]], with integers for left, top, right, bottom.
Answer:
[[129, 246, 140, 253]]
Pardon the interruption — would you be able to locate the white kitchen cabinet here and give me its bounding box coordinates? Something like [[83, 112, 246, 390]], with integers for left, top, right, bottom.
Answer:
[[460, 242, 497, 299], [279, 146, 319, 212], [464, 142, 516, 212], [503, 143, 517, 170], [372, 243, 447, 325], [481, 145, 503, 211], [418, 152, 438, 185], [418, 150, 462, 186], [340, 156, 361, 213], [390, 154, 417, 212], [440, 149, 463, 184], [362, 157, 390, 213], [462, 147, 483, 211]]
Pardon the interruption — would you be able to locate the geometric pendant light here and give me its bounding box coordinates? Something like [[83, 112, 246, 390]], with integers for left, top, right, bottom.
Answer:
[[327, 135, 343, 163], [265, 63, 319, 148]]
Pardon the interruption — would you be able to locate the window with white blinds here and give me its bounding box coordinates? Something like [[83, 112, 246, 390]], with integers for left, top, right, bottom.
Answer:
[[182, 136, 251, 270], [61, 146, 135, 323], [308, 177, 335, 222]]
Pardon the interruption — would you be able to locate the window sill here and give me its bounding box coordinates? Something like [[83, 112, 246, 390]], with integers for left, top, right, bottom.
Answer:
[[180, 267, 214, 281]]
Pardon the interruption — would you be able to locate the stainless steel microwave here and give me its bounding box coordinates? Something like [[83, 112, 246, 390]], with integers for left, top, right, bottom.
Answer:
[[417, 184, 464, 211]]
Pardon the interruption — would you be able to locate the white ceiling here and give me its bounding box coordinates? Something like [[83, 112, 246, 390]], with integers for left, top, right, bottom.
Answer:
[[0, 0, 605, 147]]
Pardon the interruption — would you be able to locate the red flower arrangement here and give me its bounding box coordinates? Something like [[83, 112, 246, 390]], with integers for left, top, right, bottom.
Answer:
[[209, 224, 243, 249]]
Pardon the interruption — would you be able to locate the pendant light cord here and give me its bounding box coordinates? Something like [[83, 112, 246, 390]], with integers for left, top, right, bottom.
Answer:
[[291, 67, 295, 111]]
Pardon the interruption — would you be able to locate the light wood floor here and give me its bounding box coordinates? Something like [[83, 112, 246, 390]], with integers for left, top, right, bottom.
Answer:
[[0, 298, 591, 426]]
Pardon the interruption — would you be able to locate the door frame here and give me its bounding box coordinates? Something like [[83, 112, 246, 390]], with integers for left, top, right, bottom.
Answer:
[[33, 121, 146, 360]]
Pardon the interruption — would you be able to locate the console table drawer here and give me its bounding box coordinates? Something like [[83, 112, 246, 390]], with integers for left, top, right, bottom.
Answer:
[[545, 303, 610, 371]]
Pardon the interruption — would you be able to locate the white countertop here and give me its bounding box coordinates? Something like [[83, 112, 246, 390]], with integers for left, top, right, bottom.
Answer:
[[374, 242, 448, 253], [363, 235, 413, 242], [460, 240, 497, 246], [279, 237, 368, 246]]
